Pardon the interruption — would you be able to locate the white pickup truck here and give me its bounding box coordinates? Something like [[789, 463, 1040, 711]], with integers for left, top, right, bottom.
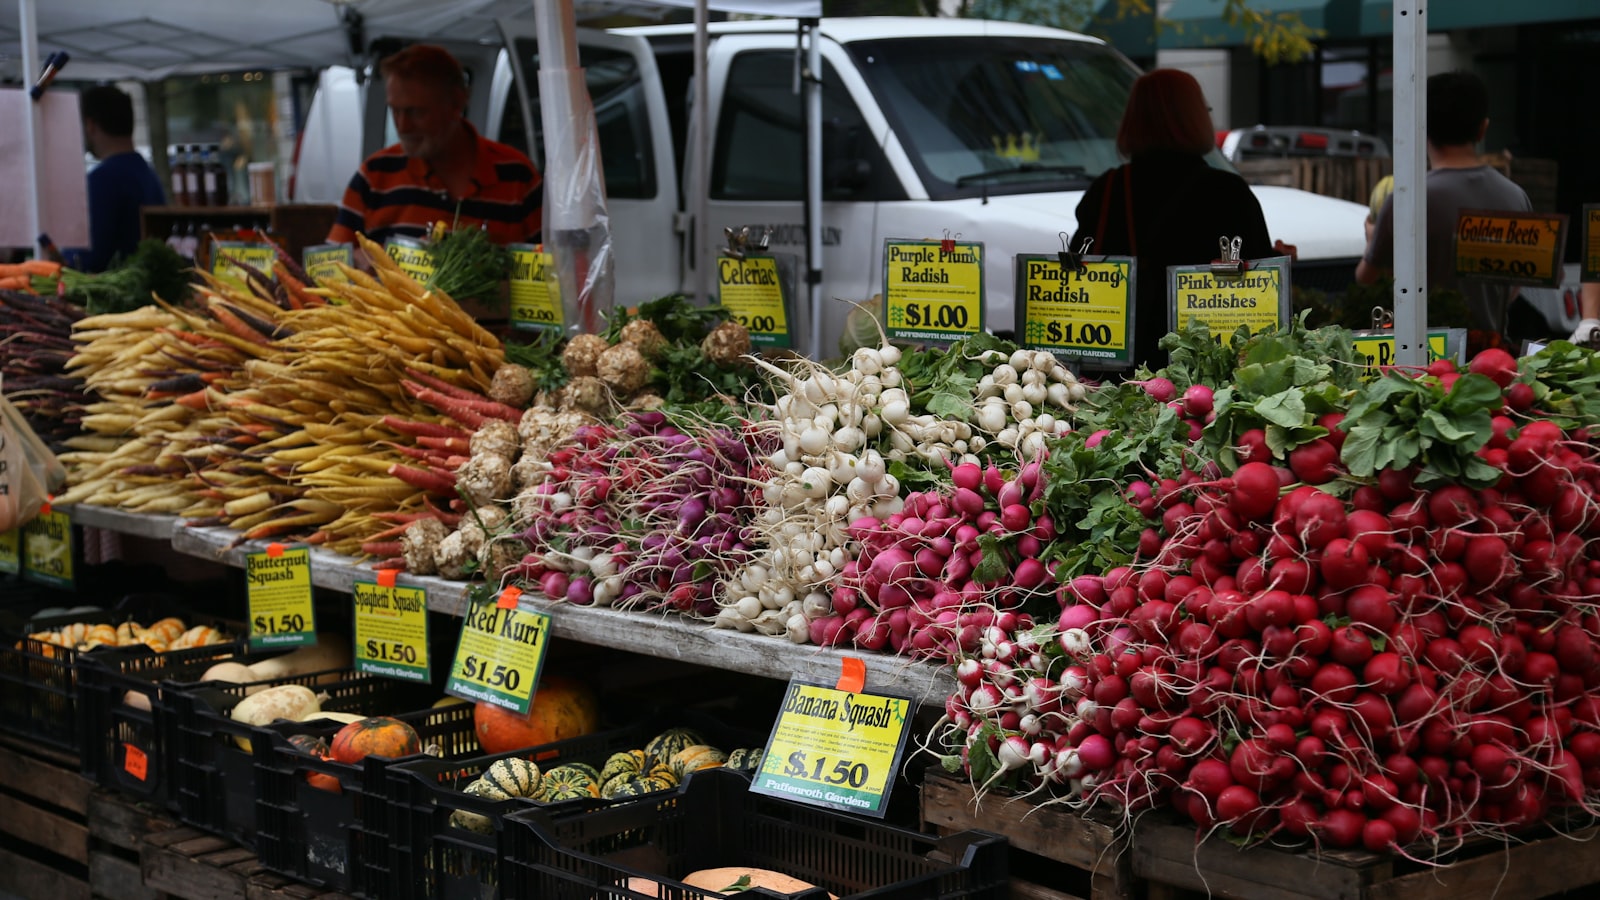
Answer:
[[291, 16, 1371, 356]]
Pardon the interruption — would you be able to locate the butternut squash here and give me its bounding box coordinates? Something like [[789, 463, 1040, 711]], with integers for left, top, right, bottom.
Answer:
[[244, 633, 350, 682], [231, 685, 321, 751]]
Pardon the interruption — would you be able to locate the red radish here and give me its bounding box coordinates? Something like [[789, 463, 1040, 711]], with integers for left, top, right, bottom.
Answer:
[[1182, 384, 1214, 418], [1137, 377, 1177, 403], [1288, 439, 1340, 485], [1505, 380, 1535, 412], [1467, 347, 1517, 388], [1236, 429, 1271, 465]]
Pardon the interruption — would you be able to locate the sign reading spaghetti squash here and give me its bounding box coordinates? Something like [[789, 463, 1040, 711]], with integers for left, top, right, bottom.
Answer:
[[1015, 254, 1135, 366], [882, 240, 984, 344], [751, 679, 913, 817], [0, 529, 18, 575], [245, 546, 316, 649], [445, 595, 550, 715], [353, 579, 430, 682], [302, 243, 353, 286], [717, 255, 791, 348], [1168, 256, 1291, 338], [385, 237, 435, 283], [21, 510, 72, 589], [210, 241, 278, 293], [1454, 209, 1567, 288]]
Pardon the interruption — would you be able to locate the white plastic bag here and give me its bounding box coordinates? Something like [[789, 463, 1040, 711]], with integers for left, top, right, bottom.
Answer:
[[0, 392, 66, 532]]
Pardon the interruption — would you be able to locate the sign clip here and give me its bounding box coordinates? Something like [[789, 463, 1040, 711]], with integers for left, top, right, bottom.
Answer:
[[722, 225, 771, 261], [941, 229, 960, 255], [1210, 235, 1247, 277], [1371, 306, 1395, 330], [1059, 233, 1092, 272]]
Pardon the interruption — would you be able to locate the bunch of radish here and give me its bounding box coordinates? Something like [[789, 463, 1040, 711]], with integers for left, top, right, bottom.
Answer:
[[1043, 354, 1600, 853], [829, 456, 1058, 659], [512, 412, 767, 615], [716, 346, 914, 640], [970, 348, 1087, 458]]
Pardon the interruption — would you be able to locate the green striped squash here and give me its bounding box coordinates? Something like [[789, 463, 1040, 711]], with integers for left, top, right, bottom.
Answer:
[[644, 727, 704, 768], [481, 758, 540, 799]]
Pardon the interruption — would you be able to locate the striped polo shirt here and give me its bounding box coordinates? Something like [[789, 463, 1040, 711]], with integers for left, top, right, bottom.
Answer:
[[327, 123, 542, 247]]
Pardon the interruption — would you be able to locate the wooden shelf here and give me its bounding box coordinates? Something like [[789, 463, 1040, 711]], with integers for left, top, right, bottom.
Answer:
[[60, 504, 956, 702]]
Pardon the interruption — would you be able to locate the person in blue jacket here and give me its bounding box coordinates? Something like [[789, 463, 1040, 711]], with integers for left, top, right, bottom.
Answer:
[[68, 85, 166, 271]]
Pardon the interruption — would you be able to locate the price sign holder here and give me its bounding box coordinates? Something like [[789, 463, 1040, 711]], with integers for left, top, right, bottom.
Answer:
[[1582, 204, 1600, 283], [749, 659, 914, 818], [21, 508, 74, 589], [1014, 251, 1136, 367], [352, 570, 430, 683], [1453, 209, 1568, 288], [385, 236, 436, 283], [245, 543, 316, 649], [1351, 327, 1466, 372], [444, 588, 550, 715], [302, 243, 353, 286], [882, 237, 985, 345], [717, 254, 795, 349], [0, 528, 19, 575], [508, 243, 562, 333], [210, 240, 279, 293], [1168, 253, 1291, 339]]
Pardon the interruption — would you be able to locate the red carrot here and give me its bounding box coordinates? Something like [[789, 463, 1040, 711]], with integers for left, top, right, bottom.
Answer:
[[388, 463, 458, 494], [383, 415, 472, 440]]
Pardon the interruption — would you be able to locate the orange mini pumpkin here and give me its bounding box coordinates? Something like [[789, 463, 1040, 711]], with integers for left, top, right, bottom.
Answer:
[[473, 676, 600, 755], [329, 716, 422, 764]]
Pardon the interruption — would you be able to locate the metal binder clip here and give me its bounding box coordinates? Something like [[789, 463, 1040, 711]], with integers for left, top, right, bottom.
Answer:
[[941, 229, 959, 254], [1059, 233, 1092, 272], [1210, 235, 1247, 277], [1371, 306, 1395, 330], [724, 226, 773, 260]]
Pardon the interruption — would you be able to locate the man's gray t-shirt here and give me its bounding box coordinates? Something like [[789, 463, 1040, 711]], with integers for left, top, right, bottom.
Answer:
[[1364, 165, 1532, 334]]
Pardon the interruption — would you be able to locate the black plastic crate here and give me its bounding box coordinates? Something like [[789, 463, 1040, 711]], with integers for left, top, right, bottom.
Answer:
[[387, 713, 766, 900], [501, 767, 1009, 900], [77, 639, 246, 804], [163, 666, 431, 848], [0, 596, 232, 755], [253, 696, 478, 897]]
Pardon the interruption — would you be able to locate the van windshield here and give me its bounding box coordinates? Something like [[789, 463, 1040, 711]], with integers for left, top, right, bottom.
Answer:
[[847, 36, 1138, 200]]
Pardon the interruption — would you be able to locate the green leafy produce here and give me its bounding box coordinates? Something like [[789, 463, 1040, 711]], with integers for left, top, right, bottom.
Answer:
[[34, 239, 192, 315], [428, 226, 512, 307], [602, 293, 729, 345], [898, 332, 1015, 420], [1518, 341, 1600, 429], [1340, 370, 1503, 487], [599, 294, 764, 406]]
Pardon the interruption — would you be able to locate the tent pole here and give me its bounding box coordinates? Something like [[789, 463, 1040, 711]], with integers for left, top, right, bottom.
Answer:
[[804, 19, 822, 359], [692, 0, 710, 303], [1391, 0, 1427, 366], [19, 0, 43, 258]]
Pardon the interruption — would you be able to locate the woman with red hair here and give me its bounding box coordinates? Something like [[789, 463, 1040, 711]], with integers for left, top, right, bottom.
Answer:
[[1071, 68, 1272, 371]]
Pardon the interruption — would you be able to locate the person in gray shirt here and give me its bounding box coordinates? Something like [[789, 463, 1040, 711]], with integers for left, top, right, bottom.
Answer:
[[1356, 70, 1531, 342]]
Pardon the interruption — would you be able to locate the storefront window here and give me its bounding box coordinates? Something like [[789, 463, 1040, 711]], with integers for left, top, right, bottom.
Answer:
[[163, 71, 293, 205]]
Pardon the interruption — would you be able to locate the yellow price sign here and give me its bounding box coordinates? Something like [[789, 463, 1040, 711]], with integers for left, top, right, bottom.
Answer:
[[1351, 329, 1462, 373], [508, 243, 562, 332], [211, 242, 278, 292], [385, 237, 436, 283], [21, 511, 72, 589], [245, 546, 317, 649], [750, 679, 913, 818], [717, 255, 791, 348], [882, 240, 985, 344], [1454, 209, 1567, 288], [353, 578, 430, 683], [445, 590, 550, 715], [0, 529, 19, 575], [1016, 254, 1135, 366], [302, 243, 353, 286], [1168, 257, 1290, 338], [1582, 205, 1600, 282]]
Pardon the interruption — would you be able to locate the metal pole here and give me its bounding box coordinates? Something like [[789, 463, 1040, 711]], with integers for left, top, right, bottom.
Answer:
[[804, 19, 822, 359], [1391, 0, 1427, 366], [692, 0, 711, 303], [19, 0, 43, 257]]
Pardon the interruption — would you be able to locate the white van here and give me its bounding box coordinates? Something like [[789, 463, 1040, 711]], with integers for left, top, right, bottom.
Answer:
[[294, 17, 1371, 356]]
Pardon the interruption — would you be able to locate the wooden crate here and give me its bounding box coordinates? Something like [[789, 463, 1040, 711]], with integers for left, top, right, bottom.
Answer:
[[140, 826, 359, 900], [1134, 817, 1600, 900], [0, 734, 162, 900], [920, 770, 1137, 900]]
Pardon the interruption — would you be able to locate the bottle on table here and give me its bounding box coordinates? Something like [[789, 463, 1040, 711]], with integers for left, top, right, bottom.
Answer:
[[184, 146, 206, 208], [169, 145, 190, 207], [204, 145, 229, 207]]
